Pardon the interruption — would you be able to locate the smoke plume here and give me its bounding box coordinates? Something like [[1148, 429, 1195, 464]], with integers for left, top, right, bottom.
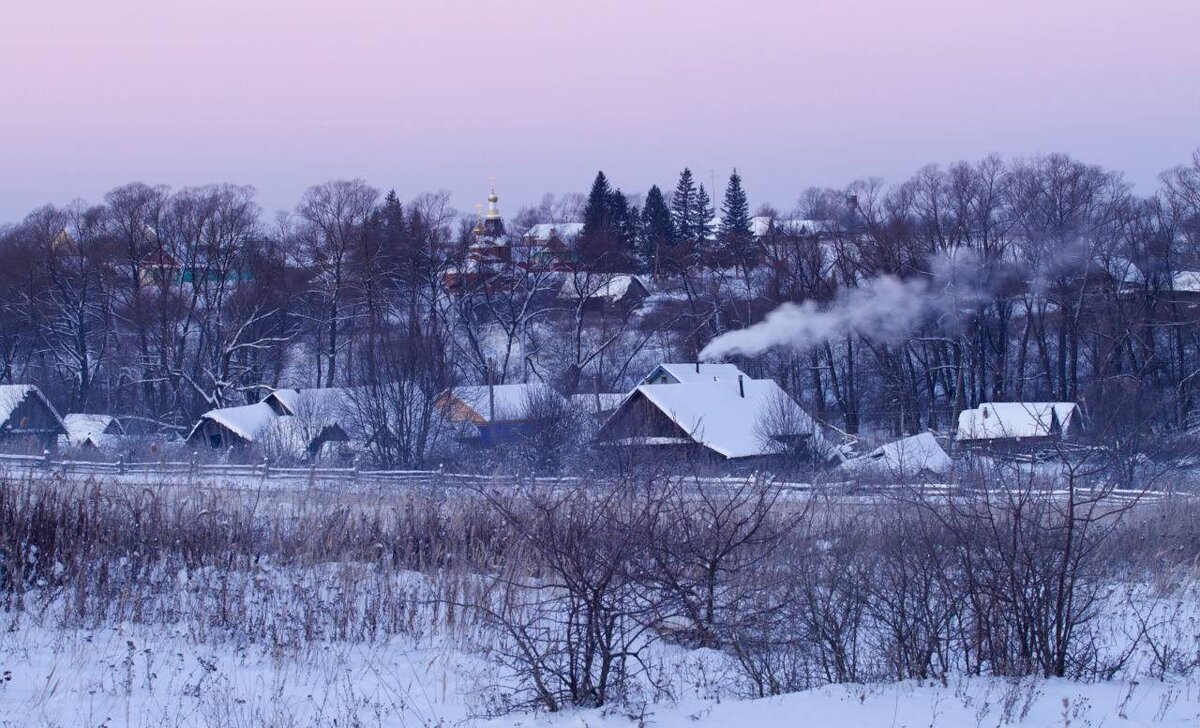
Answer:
[[700, 276, 930, 360]]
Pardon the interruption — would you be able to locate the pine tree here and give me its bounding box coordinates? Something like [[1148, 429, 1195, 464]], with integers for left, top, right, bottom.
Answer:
[[640, 185, 675, 273], [626, 202, 642, 271], [719, 170, 754, 267], [671, 168, 698, 242], [607, 189, 639, 271], [582, 171, 612, 240], [379, 190, 405, 250], [694, 183, 715, 243]]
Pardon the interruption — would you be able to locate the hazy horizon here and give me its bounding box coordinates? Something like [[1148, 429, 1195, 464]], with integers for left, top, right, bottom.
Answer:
[[2, 0, 1197, 223]]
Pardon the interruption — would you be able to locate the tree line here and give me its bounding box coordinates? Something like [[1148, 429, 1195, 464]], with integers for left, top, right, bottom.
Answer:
[[1, 150, 1199, 458]]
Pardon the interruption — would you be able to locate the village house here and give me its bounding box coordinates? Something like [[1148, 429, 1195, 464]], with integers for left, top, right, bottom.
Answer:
[[187, 387, 359, 459], [60, 413, 125, 450], [596, 370, 824, 464], [438, 382, 568, 446], [558, 274, 649, 313], [639, 362, 750, 386], [187, 402, 278, 451], [262, 387, 356, 455], [519, 222, 583, 269], [955, 401, 1084, 455], [0, 385, 68, 453]]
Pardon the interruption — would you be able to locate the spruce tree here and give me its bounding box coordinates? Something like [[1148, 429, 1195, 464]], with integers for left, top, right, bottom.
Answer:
[[671, 168, 698, 242], [378, 189, 405, 251], [582, 171, 612, 240], [719, 170, 754, 267], [607, 189, 638, 271], [694, 183, 715, 244], [640, 184, 675, 273]]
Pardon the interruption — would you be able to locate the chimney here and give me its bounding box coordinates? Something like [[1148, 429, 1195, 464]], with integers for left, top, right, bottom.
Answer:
[[738, 374, 745, 398]]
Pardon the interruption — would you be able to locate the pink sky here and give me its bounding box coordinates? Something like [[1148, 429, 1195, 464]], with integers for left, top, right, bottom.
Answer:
[[1, 0, 1197, 222]]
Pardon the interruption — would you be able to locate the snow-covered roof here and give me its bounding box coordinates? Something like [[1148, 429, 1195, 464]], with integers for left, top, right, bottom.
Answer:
[[264, 388, 353, 418], [444, 383, 566, 424], [840, 432, 952, 477], [62, 413, 122, 447], [558, 274, 646, 303], [956, 402, 1081, 441], [628, 378, 817, 459], [0, 385, 65, 431], [524, 222, 585, 241], [1092, 255, 1144, 286], [750, 216, 823, 238], [570, 393, 628, 416], [1173, 271, 1200, 293], [641, 362, 750, 385], [189, 402, 279, 443]]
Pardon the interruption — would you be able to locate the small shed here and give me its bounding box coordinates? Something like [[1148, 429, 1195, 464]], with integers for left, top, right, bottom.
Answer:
[[955, 402, 1083, 454], [61, 413, 125, 449], [262, 387, 355, 456], [840, 432, 952, 479], [0, 385, 67, 452], [187, 402, 278, 450]]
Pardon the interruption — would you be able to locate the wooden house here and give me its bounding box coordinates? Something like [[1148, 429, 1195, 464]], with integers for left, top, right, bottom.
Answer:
[[0, 385, 67, 453], [955, 402, 1084, 456]]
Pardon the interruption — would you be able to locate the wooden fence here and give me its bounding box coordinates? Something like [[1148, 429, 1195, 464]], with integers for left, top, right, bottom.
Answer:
[[0, 451, 1176, 502]]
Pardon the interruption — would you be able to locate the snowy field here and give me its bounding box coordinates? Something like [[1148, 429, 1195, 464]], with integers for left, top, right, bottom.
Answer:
[[4, 622, 1200, 726], [4, 470, 1200, 727]]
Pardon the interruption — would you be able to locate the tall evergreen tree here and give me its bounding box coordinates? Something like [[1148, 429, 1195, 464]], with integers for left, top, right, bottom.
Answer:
[[581, 171, 612, 240], [607, 189, 639, 270], [640, 184, 675, 273], [671, 168, 698, 242], [719, 170, 754, 267], [694, 183, 715, 243]]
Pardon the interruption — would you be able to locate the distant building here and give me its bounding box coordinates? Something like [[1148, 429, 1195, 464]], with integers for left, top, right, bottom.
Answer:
[[188, 388, 358, 458], [261, 388, 355, 456], [468, 185, 509, 267], [558, 274, 649, 312], [955, 402, 1083, 455], [61, 413, 125, 450], [596, 370, 823, 463], [437, 383, 567, 447], [187, 402, 278, 451], [840, 432, 952, 479], [0, 385, 68, 452], [444, 183, 514, 292], [523, 222, 585, 246], [518, 222, 583, 270]]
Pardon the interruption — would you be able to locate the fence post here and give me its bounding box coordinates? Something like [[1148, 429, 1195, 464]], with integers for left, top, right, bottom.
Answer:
[[117, 456, 126, 475], [42, 449, 51, 470], [260, 457, 269, 479]]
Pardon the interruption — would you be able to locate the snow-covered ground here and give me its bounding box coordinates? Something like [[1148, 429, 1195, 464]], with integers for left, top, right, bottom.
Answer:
[[4, 470, 1200, 726], [3, 620, 1199, 726]]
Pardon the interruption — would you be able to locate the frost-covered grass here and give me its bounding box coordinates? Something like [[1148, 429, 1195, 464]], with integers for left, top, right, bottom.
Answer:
[[4, 621, 1200, 726], [4, 472, 1200, 725]]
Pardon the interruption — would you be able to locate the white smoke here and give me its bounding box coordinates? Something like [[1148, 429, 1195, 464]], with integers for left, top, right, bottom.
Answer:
[[700, 249, 996, 361], [700, 276, 929, 360]]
